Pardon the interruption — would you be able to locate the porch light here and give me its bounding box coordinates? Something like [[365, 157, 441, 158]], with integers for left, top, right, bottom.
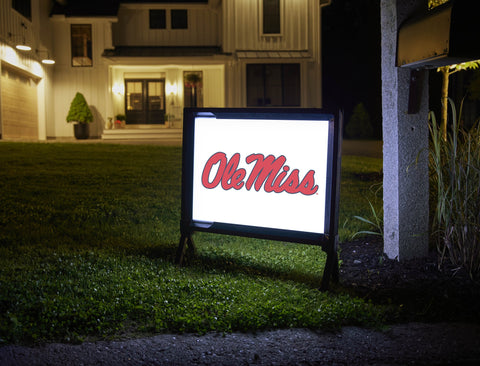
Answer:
[[166, 82, 178, 95], [112, 83, 125, 95]]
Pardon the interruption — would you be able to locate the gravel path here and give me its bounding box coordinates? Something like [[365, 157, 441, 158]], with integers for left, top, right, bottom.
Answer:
[[2, 322, 480, 365]]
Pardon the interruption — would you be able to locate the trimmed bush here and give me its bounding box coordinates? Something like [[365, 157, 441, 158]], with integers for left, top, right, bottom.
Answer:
[[345, 103, 374, 139], [66, 92, 93, 124]]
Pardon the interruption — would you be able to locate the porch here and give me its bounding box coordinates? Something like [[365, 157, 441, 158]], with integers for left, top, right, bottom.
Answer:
[[101, 125, 182, 144]]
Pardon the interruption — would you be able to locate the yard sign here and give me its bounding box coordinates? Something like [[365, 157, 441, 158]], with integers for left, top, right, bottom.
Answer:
[[177, 108, 342, 289]]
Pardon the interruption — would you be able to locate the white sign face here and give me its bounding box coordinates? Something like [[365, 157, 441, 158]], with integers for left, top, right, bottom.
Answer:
[[192, 117, 330, 234]]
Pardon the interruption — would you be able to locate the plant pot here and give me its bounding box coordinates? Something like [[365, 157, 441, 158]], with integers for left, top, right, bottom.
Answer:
[[74, 123, 89, 140]]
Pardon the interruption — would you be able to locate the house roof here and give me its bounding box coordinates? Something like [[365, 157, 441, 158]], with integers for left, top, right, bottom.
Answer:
[[236, 51, 312, 59], [51, 0, 120, 17], [50, 0, 209, 17], [102, 46, 228, 58]]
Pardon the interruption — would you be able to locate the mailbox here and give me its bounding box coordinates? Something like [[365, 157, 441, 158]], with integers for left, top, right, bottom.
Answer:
[[397, 0, 480, 68]]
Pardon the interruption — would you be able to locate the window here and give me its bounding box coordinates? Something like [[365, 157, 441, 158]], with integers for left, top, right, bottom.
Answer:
[[263, 0, 281, 34], [149, 9, 166, 29], [246, 64, 300, 107], [12, 0, 31, 20], [171, 9, 188, 29], [71, 25, 92, 67]]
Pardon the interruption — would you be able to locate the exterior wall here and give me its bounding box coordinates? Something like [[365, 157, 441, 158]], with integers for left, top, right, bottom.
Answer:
[[223, 0, 312, 52], [113, 3, 220, 46], [1, 0, 327, 139], [109, 64, 225, 128], [0, 0, 54, 140], [223, 0, 323, 108], [50, 17, 115, 138]]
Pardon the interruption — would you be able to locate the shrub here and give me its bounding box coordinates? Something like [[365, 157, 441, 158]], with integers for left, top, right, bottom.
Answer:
[[66, 92, 93, 124], [345, 103, 374, 139], [429, 99, 480, 279]]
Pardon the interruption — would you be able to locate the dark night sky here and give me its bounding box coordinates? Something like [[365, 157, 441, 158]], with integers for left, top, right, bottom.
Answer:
[[322, 0, 382, 139]]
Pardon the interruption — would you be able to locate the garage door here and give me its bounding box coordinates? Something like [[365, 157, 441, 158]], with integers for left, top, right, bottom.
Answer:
[[1, 65, 38, 140]]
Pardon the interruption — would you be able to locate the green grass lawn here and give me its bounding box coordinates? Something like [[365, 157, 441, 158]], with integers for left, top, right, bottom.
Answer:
[[0, 142, 384, 344]]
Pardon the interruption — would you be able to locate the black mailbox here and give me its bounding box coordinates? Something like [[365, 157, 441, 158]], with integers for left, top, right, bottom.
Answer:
[[397, 0, 480, 68]]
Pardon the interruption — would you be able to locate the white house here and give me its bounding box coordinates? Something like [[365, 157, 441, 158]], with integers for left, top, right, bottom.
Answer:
[[0, 0, 330, 141]]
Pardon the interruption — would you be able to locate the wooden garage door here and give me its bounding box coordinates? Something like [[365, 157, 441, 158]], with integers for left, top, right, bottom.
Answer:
[[1, 65, 38, 140]]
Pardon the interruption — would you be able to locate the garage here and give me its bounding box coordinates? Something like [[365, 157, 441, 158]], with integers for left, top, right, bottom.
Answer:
[[1, 64, 38, 140]]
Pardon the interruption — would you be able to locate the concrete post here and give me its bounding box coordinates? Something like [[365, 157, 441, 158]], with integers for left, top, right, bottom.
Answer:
[[381, 0, 429, 260]]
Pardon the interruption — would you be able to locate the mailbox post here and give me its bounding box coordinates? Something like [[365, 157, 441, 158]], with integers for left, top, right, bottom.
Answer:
[[381, 0, 480, 261]]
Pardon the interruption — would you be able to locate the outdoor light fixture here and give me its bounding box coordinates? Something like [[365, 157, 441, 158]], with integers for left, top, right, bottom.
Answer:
[[37, 49, 55, 65], [10, 23, 31, 51], [8, 32, 31, 51], [112, 83, 124, 95], [167, 83, 178, 106], [166, 82, 178, 95], [16, 42, 31, 51]]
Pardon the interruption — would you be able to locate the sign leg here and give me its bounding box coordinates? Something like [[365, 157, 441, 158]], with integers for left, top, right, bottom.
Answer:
[[176, 234, 196, 265], [320, 237, 339, 291]]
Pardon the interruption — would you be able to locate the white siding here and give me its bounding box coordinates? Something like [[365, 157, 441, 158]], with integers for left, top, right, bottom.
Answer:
[[223, 0, 313, 52], [51, 19, 111, 138], [0, 0, 55, 140], [113, 5, 220, 46], [203, 67, 225, 107]]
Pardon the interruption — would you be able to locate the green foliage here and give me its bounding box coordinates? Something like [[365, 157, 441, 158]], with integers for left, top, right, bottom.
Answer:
[[352, 199, 383, 239], [184, 72, 202, 85], [428, 0, 449, 9], [0, 144, 387, 343], [345, 103, 374, 140], [437, 61, 480, 140], [115, 114, 126, 121], [338, 156, 383, 241], [66, 92, 93, 124], [429, 99, 480, 279]]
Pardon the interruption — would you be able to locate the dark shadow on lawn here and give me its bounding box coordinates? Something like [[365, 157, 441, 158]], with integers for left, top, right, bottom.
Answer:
[[130, 240, 324, 288], [184, 250, 323, 289]]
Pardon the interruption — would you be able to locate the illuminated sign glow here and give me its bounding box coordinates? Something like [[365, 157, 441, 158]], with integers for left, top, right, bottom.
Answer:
[[178, 108, 342, 288], [191, 117, 330, 235]]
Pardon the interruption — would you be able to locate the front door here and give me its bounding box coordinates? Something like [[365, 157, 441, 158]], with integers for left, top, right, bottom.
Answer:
[[125, 79, 166, 124]]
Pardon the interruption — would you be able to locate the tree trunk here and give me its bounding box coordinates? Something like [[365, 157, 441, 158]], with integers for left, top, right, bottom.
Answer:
[[440, 68, 449, 141]]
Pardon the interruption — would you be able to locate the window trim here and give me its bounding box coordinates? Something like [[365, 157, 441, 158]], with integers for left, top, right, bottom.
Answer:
[[259, 0, 284, 37]]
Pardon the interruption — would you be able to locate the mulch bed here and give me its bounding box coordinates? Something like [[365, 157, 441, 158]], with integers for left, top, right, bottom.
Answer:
[[338, 236, 480, 323]]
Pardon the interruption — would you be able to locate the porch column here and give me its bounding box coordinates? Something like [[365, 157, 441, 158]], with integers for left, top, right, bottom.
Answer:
[[381, 0, 429, 260]]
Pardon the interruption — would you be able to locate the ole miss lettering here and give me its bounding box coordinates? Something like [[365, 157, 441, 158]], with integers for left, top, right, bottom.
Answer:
[[201, 152, 318, 195]]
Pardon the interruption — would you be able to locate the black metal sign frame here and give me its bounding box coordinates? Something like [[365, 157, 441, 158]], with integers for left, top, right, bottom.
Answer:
[[176, 108, 342, 289]]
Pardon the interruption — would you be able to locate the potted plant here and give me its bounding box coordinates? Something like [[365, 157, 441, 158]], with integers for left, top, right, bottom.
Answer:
[[66, 92, 93, 139], [184, 73, 202, 107], [115, 114, 126, 128]]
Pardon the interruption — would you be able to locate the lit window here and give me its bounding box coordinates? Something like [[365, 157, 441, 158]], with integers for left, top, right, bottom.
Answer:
[[71, 24, 92, 67]]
